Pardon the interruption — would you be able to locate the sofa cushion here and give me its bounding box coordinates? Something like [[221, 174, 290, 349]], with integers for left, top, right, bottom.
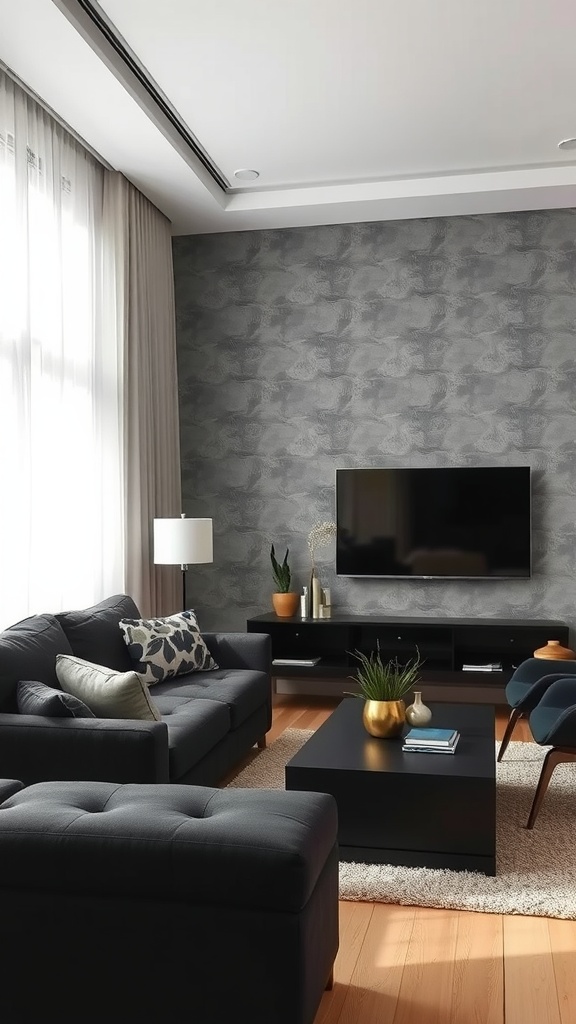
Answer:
[[55, 655, 162, 722], [152, 696, 231, 779], [0, 614, 73, 713], [119, 610, 218, 685], [17, 680, 95, 719], [56, 594, 140, 672], [152, 669, 269, 730]]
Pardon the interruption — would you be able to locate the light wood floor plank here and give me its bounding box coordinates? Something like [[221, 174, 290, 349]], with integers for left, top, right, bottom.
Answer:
[[450, 910, 503, 1024], [315, 901, 374, 1024], [391, 906, 459, 1024], [265, 704, 296, 742], [335, 903, 417, 1024], [289, 706, 332, 731], [503, 916, 561, 1024], [547, 918, 576, 1024], [303, 706, 337, 732]]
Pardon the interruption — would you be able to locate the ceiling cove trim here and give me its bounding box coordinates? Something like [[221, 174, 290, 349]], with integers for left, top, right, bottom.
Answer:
[[52, 0, 229, 202]]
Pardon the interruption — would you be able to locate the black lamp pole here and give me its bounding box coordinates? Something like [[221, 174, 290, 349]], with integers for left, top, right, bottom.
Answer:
[[181, 565, 187, 612]]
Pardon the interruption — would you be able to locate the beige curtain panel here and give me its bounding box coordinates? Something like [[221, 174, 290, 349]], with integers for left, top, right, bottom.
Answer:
[[103, 171, 182, 618]]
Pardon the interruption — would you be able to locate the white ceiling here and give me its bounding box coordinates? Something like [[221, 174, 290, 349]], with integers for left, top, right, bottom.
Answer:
[[1, 0, 576, 235]]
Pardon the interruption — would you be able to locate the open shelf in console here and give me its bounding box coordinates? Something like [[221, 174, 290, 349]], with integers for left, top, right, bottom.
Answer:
[[453, 626, 537, 674], [355, 624, 453, 672], [247, 613, 571, 703], [264, 620, 351, 675]]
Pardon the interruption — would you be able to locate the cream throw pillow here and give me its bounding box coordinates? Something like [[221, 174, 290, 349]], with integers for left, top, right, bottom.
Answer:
[[55, 655, 162, 722]]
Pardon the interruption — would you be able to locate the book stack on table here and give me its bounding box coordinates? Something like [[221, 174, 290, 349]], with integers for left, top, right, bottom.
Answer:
[[402, 727, 460, 754]]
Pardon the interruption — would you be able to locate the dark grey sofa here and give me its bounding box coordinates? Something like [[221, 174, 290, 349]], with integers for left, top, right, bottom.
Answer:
[[0, 594, 272, 786], [0, 777, 339, 1024]]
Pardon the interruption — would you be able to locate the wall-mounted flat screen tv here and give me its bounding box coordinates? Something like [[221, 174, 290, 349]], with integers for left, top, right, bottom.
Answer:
[[336, 467, 532, 579]]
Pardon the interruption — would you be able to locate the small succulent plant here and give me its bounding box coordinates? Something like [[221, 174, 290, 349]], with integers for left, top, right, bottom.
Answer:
[[270, 544, 292, 593]]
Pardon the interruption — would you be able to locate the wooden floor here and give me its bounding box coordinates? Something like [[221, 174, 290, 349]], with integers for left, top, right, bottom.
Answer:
[[263, 695, 576, 1024]]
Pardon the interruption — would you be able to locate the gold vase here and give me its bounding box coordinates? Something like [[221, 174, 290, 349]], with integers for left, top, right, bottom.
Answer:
[[533, 639, 576, 660], [362, 699, 406, 738]]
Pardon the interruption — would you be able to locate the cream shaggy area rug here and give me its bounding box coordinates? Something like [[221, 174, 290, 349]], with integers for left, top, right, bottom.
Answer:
[[227, 728, 576, 919]]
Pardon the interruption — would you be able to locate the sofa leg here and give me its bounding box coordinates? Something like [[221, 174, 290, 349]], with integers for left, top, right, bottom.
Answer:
[[325, 968, 334, 991], [257, 735, 267, 750]]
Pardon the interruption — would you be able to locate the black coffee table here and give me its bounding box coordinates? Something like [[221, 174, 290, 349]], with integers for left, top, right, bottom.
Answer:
[[285, 698, 496, 875]]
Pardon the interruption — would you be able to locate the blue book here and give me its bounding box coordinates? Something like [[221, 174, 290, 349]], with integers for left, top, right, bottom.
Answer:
[[404, 727, 458, 747]]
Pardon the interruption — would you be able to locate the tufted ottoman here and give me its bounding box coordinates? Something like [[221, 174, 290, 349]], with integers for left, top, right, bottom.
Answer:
[[0, 779, 339, 1024]]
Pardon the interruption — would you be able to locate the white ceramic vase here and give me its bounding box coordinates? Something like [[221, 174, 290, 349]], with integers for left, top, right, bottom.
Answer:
[[405, 691, 432, 727]]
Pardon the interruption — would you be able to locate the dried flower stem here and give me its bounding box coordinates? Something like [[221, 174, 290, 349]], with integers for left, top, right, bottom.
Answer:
[[307, 520, 336, 570]]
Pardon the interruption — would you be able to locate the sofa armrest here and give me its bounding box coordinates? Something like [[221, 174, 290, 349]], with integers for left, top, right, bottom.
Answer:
[[0, 714, 170, 785], [203, 632, 271, 674], [0, 779, 24, 803]]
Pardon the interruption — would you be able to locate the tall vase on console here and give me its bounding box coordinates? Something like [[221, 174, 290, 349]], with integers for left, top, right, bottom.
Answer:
[[310, 569, 322, 619], [307, 521, 336, 620], [405, 691, 432, 727]]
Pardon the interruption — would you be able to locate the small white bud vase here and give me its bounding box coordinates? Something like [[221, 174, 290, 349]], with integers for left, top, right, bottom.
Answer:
[[405, 691, 432, 727]]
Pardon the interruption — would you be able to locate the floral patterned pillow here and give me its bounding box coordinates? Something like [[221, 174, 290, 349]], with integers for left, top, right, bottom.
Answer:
[[119, 610, 218, 685]]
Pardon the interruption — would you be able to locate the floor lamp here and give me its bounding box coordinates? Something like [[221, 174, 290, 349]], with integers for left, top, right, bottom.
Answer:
[[153, 515, 213, 611]]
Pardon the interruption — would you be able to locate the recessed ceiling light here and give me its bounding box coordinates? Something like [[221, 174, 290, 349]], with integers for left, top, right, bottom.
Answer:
[[558, 138, 576, 150], [234, 168, 260, 181]]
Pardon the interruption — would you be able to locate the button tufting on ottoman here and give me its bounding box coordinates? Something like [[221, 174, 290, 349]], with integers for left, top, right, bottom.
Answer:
[[0, 780, 337, 912], [0, 777, 339, 1024]]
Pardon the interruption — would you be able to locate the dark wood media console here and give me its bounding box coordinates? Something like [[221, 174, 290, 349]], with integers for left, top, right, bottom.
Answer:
[[247, 613, 571, 703]]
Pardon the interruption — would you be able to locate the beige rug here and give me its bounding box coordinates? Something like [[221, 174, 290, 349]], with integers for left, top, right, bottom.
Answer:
[[227, 728, 576, 919]]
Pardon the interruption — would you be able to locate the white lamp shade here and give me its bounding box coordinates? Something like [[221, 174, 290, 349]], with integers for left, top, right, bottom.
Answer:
[[153, 517, 213, 566]]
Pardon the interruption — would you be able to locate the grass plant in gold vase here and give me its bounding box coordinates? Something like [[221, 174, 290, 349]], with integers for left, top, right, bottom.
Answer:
[[346, 642, 423, 737]]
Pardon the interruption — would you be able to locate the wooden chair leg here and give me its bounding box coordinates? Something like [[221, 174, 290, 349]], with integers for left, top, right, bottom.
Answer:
[[497, 707, 523, 762], [325, 968, 334, 991], [257, 735, 267, 749], [526, 748, 576, 829]]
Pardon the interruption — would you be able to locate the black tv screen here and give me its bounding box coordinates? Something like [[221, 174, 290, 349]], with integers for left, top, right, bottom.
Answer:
[[336, 467, 532, 579]]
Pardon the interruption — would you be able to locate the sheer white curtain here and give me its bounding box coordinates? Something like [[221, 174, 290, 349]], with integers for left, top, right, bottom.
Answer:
[[0, 70, 124, 627]]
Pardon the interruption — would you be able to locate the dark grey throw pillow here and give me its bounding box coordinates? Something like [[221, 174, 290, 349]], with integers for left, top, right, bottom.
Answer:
[[17, 680, 95, 719], [55, 594, 140, 672]]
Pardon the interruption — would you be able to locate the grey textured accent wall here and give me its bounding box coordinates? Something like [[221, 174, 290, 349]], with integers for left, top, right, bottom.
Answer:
[[173, 212, 576, 638]]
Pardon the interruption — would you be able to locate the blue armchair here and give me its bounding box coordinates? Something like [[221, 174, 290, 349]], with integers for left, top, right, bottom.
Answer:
[[497, 658, 576, 763], [525, 676, 576, 828]]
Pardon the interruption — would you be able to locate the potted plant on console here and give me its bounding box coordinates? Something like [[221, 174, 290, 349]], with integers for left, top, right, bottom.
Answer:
[[346, 643, 423, 737], [270, 544, 299, 617]]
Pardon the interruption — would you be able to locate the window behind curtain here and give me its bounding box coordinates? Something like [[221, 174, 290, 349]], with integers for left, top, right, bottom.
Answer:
[[0, 70, 124, 628]]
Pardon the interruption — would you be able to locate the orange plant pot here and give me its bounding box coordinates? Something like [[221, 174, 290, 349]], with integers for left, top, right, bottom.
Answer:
[[272, 592, 299, 617]]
